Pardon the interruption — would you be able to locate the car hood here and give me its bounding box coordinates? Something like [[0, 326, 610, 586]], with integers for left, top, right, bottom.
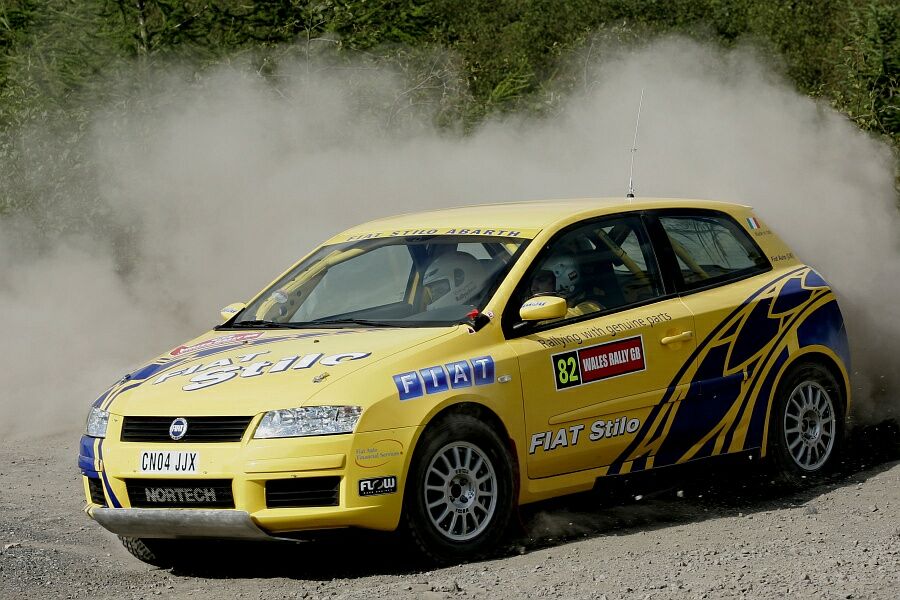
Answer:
[[102, 327, 455, 416]]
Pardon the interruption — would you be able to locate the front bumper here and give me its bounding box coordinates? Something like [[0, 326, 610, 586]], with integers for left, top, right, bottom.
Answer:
[[79, 422, 417, 539], [92, 508, 273, 540]]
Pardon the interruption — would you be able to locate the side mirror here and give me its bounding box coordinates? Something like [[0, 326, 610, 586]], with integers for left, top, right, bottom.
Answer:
[[220, 302, 246, 322], [519, 296, 567, 321]]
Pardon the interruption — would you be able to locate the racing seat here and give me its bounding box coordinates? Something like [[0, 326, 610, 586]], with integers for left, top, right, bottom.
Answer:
[[578, 249, 625, 310]]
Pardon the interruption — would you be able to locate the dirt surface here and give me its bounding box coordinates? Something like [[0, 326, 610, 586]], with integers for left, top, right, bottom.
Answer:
[[1, 424, 898, 600]]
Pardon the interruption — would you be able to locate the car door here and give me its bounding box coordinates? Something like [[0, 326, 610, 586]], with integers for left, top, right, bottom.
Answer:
[[504, 214, 697, 479], [643, 209, 775, 468]]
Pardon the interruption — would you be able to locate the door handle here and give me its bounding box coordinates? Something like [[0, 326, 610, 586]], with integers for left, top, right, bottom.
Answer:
[[660, 331, 694, 345]]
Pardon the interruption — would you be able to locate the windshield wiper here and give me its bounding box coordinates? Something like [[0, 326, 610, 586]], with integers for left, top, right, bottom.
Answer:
[[228, 318, 400, 329], [307, 318, 401, 328], [230, 320, 304, 329]]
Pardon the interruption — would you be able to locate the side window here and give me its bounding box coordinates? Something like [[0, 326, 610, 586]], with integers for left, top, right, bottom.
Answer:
[[456, 242, 492, 260], [658, 213, 769, 291], [519, 215, 664, 322]]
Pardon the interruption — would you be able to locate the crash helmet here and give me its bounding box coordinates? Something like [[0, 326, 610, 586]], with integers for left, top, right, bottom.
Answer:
[[423, 251, 488, 309], [539, 253, 581, 299]]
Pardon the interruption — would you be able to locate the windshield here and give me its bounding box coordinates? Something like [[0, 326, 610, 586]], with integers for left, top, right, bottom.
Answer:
[[229, 236, 529, 328]]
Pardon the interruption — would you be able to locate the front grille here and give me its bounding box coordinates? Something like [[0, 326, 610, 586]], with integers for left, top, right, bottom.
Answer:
[[126, 479, 234, 508], [266, 477, 341, 508], [121, 416, 253, 443], [87, 477, 107, 507]]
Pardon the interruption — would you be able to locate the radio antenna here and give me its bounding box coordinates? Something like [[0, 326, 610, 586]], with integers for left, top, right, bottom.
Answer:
[[626, 88, 644, 201]]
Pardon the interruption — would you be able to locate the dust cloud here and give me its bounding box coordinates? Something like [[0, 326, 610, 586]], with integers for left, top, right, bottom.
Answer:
[[1, 38, 897, 438]]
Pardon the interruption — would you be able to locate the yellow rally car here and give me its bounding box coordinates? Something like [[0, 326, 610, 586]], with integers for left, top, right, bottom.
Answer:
[[79, 198, 851, 565]]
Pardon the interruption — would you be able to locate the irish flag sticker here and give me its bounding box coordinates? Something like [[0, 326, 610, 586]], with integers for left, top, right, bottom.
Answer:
[[747, 217, 762, 230]]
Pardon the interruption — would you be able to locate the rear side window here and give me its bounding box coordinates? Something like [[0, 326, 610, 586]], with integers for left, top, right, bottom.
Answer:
[[658, 213, 769, 291]]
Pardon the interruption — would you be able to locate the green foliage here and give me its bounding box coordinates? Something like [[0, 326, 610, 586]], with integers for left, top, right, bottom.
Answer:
[[0, 0, 897, 219], [2, 1, 897, 137], [831, 2, 899, 137]]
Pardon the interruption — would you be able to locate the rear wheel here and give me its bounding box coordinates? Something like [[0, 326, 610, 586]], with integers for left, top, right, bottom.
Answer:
[[403, 414, 515, 564], [768, 361, 844, 485]]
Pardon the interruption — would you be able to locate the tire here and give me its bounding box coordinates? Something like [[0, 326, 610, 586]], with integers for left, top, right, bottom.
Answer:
[[118, 536, 210, 569], [768, 361, 844, 485], [403, 414, 516, 564], [118, 536, 181, 568]]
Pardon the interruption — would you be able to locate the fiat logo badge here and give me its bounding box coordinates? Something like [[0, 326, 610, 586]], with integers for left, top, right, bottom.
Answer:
[[169, 417, 188, 441]]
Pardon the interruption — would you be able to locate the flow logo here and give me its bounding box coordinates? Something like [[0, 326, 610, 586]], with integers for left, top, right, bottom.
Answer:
[[358, 476, 398, 497]]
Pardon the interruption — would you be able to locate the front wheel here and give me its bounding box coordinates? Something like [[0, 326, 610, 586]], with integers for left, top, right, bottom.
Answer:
[[768, 361, 844, 485], [119, 536, 179, 568], [403, 414, 516, 564], [118, 536, 216, 569]]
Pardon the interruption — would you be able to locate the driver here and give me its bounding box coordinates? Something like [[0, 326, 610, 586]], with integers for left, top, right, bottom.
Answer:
[[530, 253, 602, 318], [423, 251, 488, 310]]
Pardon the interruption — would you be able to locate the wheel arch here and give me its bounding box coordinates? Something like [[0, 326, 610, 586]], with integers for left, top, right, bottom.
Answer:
[[761, 345, 850, 457], [784, 347, 850, 416], [422, 402, 518, 468], [404, 401, 521, 502]]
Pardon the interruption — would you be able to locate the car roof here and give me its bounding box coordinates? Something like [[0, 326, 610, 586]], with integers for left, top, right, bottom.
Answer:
[[327, 197, 751, 243]]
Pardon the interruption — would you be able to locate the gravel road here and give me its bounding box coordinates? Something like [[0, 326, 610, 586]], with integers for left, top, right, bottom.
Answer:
[[2, 424, 898, 600]]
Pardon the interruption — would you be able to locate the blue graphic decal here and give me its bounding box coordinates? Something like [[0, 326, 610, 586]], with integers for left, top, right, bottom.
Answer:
[[130, 362, 169, 381], [471, 356, 495, 385], [100, 380, 142, 411], [97, 441, 122, 508], [99, 330, 372, 410], [770, 275, 811, 314], [420, 366, 449, 394], [446, 361, 473, 388], [77, 435, 99, 477], [803, 269, 828, 289], [394, 372, 424, 400], [797, 300, 851, 369], [607, 266, 849, 475], [91, 388, 112, 409], [395, 355, 496, 398], [743, 348, 789, 449]]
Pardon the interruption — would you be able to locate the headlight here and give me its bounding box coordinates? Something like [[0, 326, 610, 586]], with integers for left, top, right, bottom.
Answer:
[[254, 405, 362, 439], [85, 407, 109, 438]]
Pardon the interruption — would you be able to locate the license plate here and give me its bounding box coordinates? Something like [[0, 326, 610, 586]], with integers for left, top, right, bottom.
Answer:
[[139, 451, 198, 474]]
